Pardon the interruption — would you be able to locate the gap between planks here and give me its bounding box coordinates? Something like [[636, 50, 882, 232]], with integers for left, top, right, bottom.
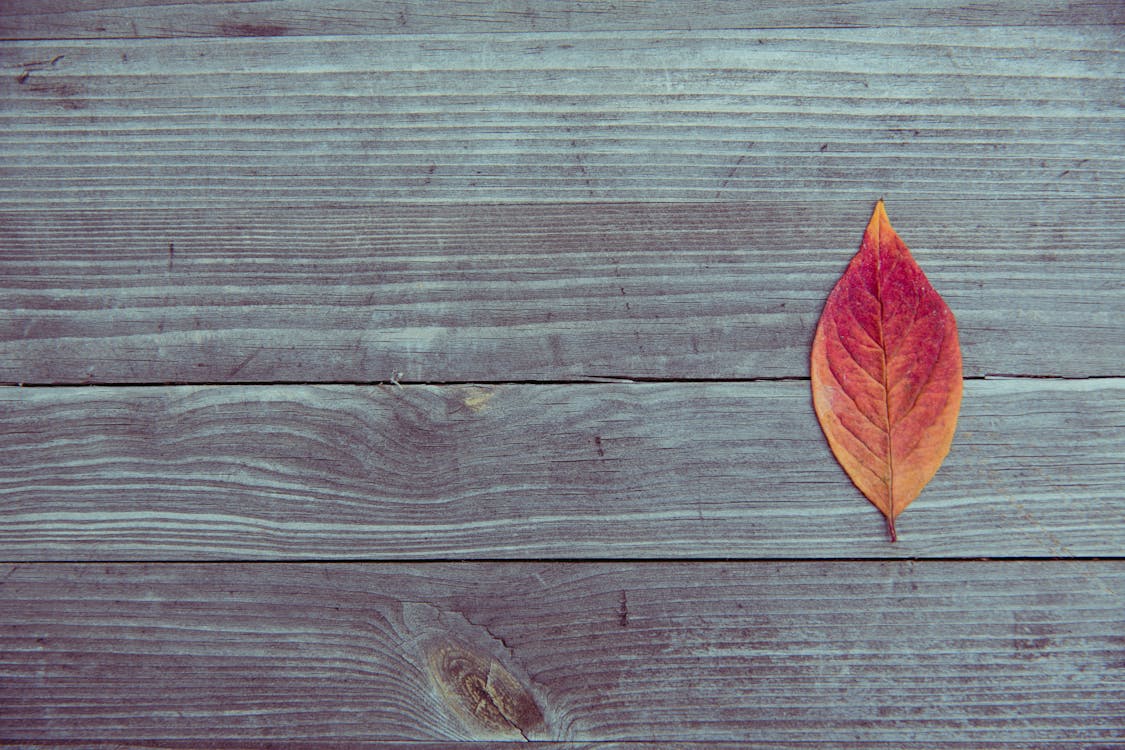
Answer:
[[4, 374, 1121, 388], [3, 557, 1121, 565]]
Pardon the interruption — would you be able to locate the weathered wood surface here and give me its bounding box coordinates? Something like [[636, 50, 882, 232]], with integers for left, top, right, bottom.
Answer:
[[3, 0, 1123, 39], [2, 379, 1121, 560], [0, 746, 808, 750], [3, 4, 1122, 745], [2, 200, 1122, 383], [1, 561, 1121, 745], [2, 23, 1121, 383], [1, 29, 1119, 208]]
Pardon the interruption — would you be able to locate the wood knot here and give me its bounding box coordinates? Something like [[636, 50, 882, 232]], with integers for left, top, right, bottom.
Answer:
[[425, 641, 544, 739], [458, 386, 494, 414]]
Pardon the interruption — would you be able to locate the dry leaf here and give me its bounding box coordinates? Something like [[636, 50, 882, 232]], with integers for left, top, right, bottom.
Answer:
[[810, 200, 962, 541]]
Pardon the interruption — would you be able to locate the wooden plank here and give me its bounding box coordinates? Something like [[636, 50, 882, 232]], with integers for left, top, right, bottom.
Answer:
[[0, 745, 871, 750], [1, 746, 969, 750], [0, 29, 1119, 208], [1, 561, 1121, 744], [2, 0, 1122, 40], [0, 747, 733, 750], [2, 200, 1122, 383], [1, 379, 1121, 560]]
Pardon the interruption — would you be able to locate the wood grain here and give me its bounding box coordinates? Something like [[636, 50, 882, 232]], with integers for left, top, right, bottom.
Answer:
[[2, 0, 1122, 39], [1, 379, 1121, 560], [4, 25, 1120, 383], [0, 29, 1120, 208], [2, 200, 1122, 383], [1, 561, 1121, 745], [3, 7, 1122, 746]]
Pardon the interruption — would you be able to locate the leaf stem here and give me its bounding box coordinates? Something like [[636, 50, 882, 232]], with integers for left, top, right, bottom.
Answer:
[[887, 515, 897, 543]]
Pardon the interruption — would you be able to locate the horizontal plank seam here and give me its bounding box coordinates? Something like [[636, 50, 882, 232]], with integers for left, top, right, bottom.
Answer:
[[4, 201, 1124, 214], [3, 198, 1122, 212], [3, 23, 1122, 44], [4, 557, 1122, 565], [2, 375, 1121, 388]]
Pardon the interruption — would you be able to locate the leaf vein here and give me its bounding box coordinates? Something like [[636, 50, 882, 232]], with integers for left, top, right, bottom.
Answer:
[[828, 321, 890, 437], [832, 312, 886, 394], [892, 320, 953, 457]]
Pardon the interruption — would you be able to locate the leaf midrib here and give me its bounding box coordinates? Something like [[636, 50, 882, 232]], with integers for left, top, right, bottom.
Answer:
[[873, 214, 896, 541]]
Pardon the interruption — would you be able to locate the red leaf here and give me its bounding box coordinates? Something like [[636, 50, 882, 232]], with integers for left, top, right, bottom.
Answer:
[[811, 200, 962, 541]]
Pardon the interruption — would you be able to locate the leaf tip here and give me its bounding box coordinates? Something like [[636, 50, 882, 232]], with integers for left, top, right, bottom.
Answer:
[[871, 198, 890, 229]]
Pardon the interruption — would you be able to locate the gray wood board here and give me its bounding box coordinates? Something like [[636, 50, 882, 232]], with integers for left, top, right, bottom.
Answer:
[[0, 746, 918, 750], [2, 0, 1122, 39], [1, 561, 1122, 745], [0, 29, 1120, 207], [2, 200, 1121, 383], [1, 379, 1121, 560]]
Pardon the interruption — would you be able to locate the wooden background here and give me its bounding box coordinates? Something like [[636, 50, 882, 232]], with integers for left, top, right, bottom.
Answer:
[[1, 1, 1122, 746]]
